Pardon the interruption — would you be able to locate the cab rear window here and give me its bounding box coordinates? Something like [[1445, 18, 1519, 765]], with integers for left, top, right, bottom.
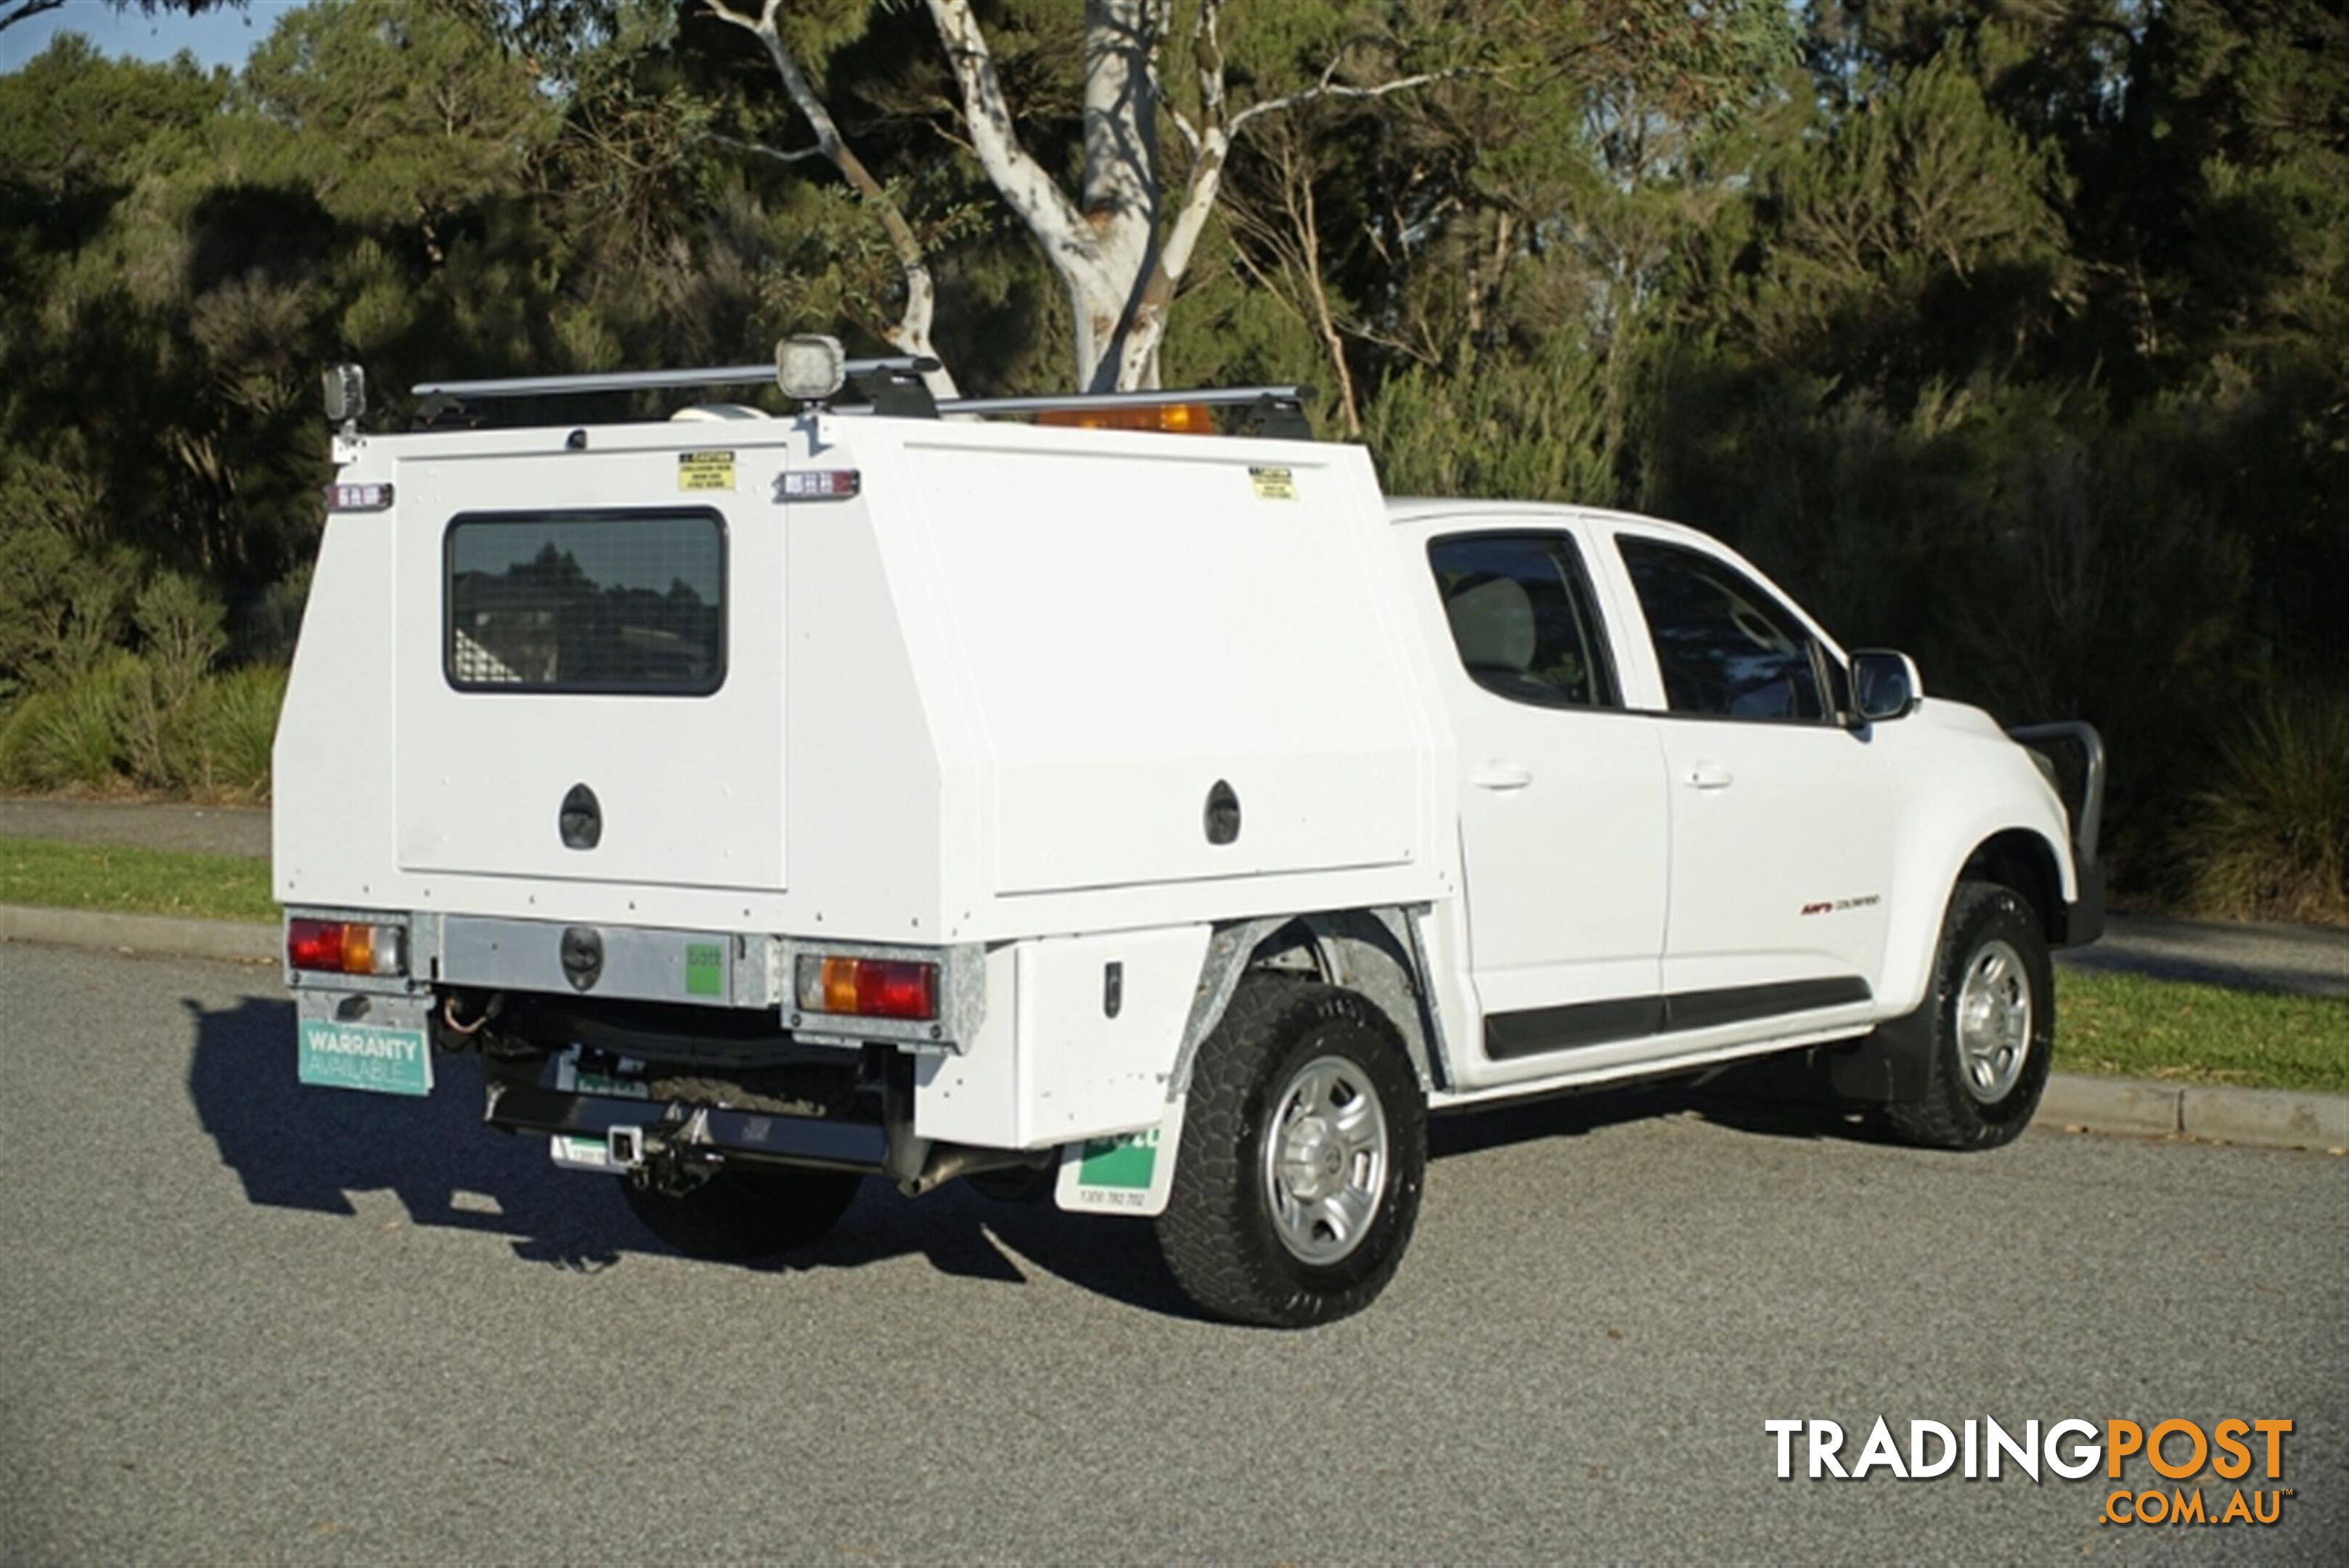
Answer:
[[445, 510, 725, 695]]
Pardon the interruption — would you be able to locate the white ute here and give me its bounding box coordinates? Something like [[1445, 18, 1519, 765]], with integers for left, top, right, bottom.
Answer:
[[278, 341, 2105, 1326]]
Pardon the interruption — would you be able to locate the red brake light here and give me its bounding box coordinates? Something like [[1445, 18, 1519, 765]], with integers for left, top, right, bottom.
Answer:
[[286, 918, 406, 976], [856, 959, 936, 1021], [287, 918, 343, 971], [795, 955, 939, 1021]]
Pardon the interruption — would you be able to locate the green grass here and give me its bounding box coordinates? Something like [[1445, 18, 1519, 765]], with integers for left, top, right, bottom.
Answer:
[[2056, 969, 2349, 1096], [0, 836, 275, 923]]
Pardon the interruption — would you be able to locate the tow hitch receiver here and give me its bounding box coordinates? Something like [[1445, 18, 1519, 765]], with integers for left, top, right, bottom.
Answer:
[[484, 1082, 889, 1174]]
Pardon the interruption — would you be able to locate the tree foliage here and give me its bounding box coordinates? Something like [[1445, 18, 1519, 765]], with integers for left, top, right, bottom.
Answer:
[[0, 1, 245, 38]]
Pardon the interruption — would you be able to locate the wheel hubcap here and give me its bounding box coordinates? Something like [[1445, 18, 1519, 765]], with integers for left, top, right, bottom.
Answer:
[[1956, 938, 2033, 1104], [1262, 1055, 1389, 1265]]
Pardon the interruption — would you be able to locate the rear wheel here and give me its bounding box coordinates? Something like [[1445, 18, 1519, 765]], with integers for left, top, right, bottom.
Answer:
[[1156, 979, 1426, 1328], [619, 1165, 861, 1261], [1887, 881, 2054, 1150]]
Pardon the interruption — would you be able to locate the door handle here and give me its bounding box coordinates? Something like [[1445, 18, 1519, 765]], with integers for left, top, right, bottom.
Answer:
[[1684, 762, 1734, 791], [1471, 761, 1533, 791]]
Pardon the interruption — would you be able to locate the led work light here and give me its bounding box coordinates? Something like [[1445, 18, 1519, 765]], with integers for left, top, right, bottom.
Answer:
[[775, 335, 847, 403]]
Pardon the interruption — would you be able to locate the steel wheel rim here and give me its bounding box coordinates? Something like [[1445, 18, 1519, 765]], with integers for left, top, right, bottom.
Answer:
[[1956, 937, 2033, 1103], [1261, 1053, 1389, 1265]]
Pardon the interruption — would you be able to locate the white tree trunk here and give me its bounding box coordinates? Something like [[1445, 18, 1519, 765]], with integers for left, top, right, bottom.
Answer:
[[926, 0, 1148, 391], [1077, 0, 1162, 387], [719, 0, 1460, 396], [1069, 0, 1453, 393], [927, 0, 1218, 391]]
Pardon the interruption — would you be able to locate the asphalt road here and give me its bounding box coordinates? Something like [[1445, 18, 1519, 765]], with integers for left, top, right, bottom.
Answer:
[[2054, 913, 2349, 999], [0, 797, 271, 859], [2, 944, 2344, 1564]]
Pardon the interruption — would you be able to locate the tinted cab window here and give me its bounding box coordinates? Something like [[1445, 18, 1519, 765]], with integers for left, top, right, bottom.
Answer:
[[1617, 537, 1824, 721], [1429, 534, 1619, 709]]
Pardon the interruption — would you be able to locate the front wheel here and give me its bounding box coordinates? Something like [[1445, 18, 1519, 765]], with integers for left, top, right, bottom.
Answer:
[[620, 1165, 861, 1261], [1886, 881, 2054, 1150], [1156, 979, 1426, 1328]]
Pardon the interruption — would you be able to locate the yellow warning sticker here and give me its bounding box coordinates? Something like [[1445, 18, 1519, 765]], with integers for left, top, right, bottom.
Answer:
[[1249, 465, 1297, 501], [678, 451, 735, 491]]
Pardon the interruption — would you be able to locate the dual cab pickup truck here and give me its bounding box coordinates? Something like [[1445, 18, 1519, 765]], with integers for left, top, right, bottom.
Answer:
[[277, 347, 2103, 1326]]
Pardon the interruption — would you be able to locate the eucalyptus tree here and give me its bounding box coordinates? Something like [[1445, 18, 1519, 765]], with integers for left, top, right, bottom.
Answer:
[[700, 0, 1471, 393]]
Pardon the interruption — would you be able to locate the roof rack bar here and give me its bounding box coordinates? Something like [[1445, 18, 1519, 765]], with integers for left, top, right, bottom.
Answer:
[[937, 385, 1310, 416], [413, 356, 936, 401]]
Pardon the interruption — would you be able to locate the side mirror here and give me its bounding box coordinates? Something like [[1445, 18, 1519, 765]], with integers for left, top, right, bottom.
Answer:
[[1849, 649, 1922, 724]]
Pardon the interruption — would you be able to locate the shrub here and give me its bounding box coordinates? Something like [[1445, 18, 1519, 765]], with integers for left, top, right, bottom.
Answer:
[[0, 653, 140, 791], [0, 520, 136, 696], [118, 572, 230, 789], [0, 692, 58, 788], [191, 663, 287, 799], [237, 561, 313, 666], [133, 571, 227, 701], [116, 661, 187, 791], [0, 654, 287, 799], [2183, 689, 2349, 926]]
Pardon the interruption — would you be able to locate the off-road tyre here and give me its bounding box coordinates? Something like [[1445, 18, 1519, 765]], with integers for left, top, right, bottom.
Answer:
[[1886, 880, 2054, 1151], [1156, 979, 1426, 1328], [620, 1165, 861, 1261]]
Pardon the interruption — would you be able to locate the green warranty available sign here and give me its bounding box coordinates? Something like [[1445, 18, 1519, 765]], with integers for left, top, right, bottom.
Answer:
[[298, 1019, 433, 1096]]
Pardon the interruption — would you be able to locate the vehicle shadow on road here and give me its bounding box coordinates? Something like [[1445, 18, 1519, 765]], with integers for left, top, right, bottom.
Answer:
[[1428, 1064, 1894, 1161], [186, 997, 1887, 1322], [182, 995, 1197, 1314], [187, 995, 644, 1271]]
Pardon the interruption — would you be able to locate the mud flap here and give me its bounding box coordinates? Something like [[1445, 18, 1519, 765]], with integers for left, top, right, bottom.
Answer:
[[295, 989, 435, 1097], [1825, 1003, 1934, 1104], [1053, 1097, 1185, 1217]]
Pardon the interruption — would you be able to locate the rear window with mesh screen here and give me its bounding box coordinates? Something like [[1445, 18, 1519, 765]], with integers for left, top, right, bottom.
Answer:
[[445, 510, 725, 695]]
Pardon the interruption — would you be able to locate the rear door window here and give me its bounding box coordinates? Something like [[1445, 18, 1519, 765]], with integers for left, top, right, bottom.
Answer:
[[445, 510, 725, 695], [1428, 533, 1620, 709]]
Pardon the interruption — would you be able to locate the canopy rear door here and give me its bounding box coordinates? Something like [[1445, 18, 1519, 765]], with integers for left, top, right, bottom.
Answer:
[[392, 450, 785, 891]]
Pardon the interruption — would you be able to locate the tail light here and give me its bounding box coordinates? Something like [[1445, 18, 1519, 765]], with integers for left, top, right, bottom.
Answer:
[[287, 918, 407, 977], [795, 955, 938, 1021]]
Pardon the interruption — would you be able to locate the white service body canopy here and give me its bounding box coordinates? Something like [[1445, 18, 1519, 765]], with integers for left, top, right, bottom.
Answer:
[[276, 412, 1459, 946]]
